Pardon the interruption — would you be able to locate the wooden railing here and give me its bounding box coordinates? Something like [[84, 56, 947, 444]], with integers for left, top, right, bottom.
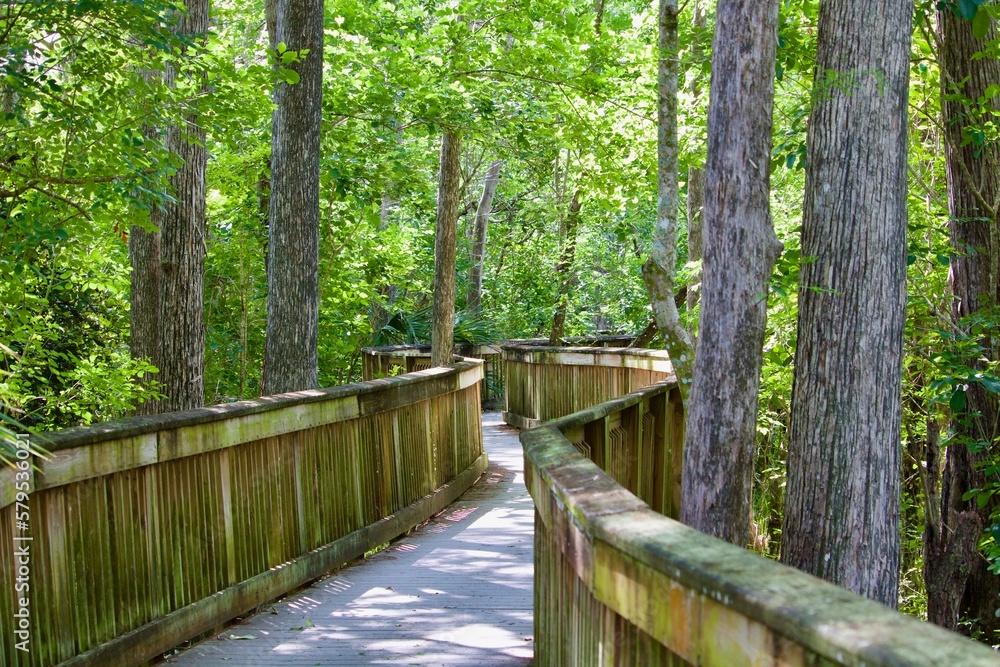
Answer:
[[362, 345, 504, 406], [502, 343, 673, 429], [0, 361, 486, 667], [523, 376, 1000, 666], [362, 337, 635, 409]]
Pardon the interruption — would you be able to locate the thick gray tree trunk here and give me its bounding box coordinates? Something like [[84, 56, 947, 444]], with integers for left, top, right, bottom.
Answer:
[[467, 160, 502, 312], [680, 0, 782, 546], [925, 8, 1000, 633], [549, 190, 581, 345], [781, 0, 911, 607], [642, 0, 694, 399], [431, 130, 462, 368], [131, 0, 208, 414], [263, 0, 323, 395]]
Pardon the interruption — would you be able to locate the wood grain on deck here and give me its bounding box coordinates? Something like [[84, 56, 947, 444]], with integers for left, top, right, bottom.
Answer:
[[166, 412, 534, 666]]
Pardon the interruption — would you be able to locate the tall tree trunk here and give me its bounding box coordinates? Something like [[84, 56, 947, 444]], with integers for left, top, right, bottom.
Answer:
[[263, 0, 323, 395], [549, 189, 581, 345], [131, 0, 209, 414], [642, 0, 695, 400], [925, 8, 1000, 634], [431, 130, 462, 368], [781, 0, 911, 607], [467, 159, 502, 312], [685, 0, 706, 335], [680, 0, 782, 546]]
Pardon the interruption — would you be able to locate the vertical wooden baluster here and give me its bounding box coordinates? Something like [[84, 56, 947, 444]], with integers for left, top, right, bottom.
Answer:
[[218, 448, 236, 587]]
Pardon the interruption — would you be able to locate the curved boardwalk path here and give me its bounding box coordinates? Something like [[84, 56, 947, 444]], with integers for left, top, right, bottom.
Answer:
[[166, 412, 534, 666]]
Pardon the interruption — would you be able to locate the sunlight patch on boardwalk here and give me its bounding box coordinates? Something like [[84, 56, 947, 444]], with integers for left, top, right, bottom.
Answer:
[[166, 412, 534, 666]]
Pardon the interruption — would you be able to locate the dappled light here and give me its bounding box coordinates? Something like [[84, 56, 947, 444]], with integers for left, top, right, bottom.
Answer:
[[167, 412, 534, 666]]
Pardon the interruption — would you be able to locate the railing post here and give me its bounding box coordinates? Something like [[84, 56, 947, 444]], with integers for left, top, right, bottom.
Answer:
[[585, 414, 609, 471], [219, 448, 237, 585], [664, 387, 684, 519]]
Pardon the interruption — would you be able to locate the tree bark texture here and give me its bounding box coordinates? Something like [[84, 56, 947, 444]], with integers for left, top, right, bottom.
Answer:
[[263, 0, 323, 395], [265, 0, 278, 50], [130, 0, 208, 415], [680, 0, 782, 546], [924, 416, 983, 630], [129, 223, 160, 415], [781, 0, 911, 607], [643, 0, 695, 401], [431, 130, 462, 368], [467, 160, 502, 312], [926, 8, 1000, 634], [549, 189, 581, 345]]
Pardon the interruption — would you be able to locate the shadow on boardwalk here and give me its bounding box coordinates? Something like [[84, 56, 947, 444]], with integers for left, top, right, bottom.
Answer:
[[166, 411, 534, 666]]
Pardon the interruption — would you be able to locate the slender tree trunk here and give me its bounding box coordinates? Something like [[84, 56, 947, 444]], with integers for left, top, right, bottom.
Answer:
[[549, 190, 581, 345], [467, 159, 502, 312], [925, 8, 1000, 634], [130, 64, 163, 416], [781, 0, 911, 607], [685, 0, 706, 335], [642, 0, 695, 400], [431, 130, 462, 368], [129, 223, 160, 415], [263, 0, 323, 395], [631, 319, 659, 348], [265, 0, 278, 50], [680, 0, 782, 546]]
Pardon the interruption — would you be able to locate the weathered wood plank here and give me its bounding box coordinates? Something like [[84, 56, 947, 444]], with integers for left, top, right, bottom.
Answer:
[[524, 392, 1000, 667]]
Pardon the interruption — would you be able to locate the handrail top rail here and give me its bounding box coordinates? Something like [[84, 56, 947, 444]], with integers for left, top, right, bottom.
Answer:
[[34, 357, 483, 453], [533, 377, 677, 432], [362, 335, 636, 358], [501, 343, 667, 357], [501, 344, 672, 373], [523, 400, 1000, 666], [362, 344, 501, 356]]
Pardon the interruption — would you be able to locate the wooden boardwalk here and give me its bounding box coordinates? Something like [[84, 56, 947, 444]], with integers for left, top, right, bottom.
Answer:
[[166, 412, 534, 666]]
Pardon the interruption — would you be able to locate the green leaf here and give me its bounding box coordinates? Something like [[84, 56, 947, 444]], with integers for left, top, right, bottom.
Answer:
[[951, 389, 968, 412], [972, 7, 991, 39], [985, 84, 1000, 100], [963, 488, 980, 502], [277, 42, 287, 54], [978, 490, 993, 508], [977, 376, 1000, 394], [958, 0, 983, 20]]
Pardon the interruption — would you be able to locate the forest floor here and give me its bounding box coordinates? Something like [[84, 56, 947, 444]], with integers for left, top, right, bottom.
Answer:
[[165, 411, 535, 666]]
